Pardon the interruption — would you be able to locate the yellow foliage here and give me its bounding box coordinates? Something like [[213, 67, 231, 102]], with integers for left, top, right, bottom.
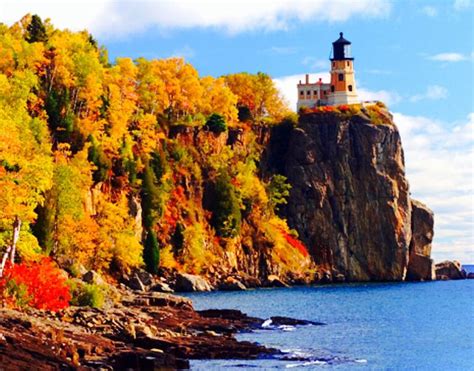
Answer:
[[199, 76, 238, 125], [181, 223, 217, 274]]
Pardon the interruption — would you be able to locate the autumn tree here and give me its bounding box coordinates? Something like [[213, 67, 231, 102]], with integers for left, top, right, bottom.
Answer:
[[199, 76, 238, 124], [224, 72, 290, 123], [0, 72, 53, 275]]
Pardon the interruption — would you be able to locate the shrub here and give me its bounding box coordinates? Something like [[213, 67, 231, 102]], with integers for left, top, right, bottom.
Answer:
[[0, 258, 71, 312], [206, 113, 227, 133], [69, 281, 106, 309]]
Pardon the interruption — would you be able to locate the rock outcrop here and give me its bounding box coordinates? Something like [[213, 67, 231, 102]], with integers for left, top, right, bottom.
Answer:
[[435, 260, 466, 280], [275, 109, 435, 282], [406, 200, 435, 281]]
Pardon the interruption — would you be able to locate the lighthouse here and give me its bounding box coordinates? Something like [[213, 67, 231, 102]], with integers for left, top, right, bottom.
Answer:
[[327, 32, 359, 105], [296, 32, 359, 110]]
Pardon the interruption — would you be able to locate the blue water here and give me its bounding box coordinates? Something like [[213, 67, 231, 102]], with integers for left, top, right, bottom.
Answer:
[[181, 266, 474, 370]]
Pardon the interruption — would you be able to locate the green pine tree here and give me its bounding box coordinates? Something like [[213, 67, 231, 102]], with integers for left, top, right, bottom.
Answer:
[[143, 230, 160, 274], [26, 15, 47, 43]]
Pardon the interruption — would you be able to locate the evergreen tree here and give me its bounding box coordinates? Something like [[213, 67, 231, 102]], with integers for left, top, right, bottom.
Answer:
[[211, 172, 241, 238], [206, 113, 227, 133], [143, 230, 159, 274], [26, 15, 47, 43]]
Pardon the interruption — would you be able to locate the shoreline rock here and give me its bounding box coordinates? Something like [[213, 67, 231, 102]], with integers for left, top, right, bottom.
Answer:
[[435, 260, 467, 280]]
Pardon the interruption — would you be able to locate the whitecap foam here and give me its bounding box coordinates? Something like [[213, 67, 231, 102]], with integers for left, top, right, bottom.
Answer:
[[279, 325, 296, 332]]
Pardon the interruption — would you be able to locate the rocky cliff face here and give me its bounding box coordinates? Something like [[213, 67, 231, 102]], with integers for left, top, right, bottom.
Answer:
[[274, 108, 434, 282]]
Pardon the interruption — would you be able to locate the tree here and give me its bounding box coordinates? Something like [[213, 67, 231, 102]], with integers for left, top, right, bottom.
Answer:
[[25, 15, 47, 43], [199, 76, 238, 124], [0, 72, 53, 275], [224, 72, 290, 123], [210, 172, 241, 238], [267, 174, 292, 211], [144, 230, 159, 274], [206, 113, 227, 133]]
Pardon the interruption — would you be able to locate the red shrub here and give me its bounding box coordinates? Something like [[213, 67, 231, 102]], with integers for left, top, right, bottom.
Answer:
[[0, 258, 71, 311], [339, 105, 350, 112], [280, 229, 309, 257]]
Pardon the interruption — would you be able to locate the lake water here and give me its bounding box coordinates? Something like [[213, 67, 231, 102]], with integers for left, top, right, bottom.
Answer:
[[181, 266, 474, 370]]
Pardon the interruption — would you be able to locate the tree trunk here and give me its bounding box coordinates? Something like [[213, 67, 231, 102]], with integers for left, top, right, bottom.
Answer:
[[10, 216, 22, 264], [0, 217, 22, 277]]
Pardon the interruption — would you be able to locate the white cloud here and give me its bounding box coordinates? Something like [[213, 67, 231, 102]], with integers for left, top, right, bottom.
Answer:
[[393, 112, 474, 263], [0, 0, 392, 38], [421, 5, 438, 16], [410, 85, 448, 102], [266, 46, 299, 55], [454, 0, 472, 10], [302, 57, 329, 70], [357, 87, 402, 106], [428, 53, 468, 62], [170, 45, 195, 59]]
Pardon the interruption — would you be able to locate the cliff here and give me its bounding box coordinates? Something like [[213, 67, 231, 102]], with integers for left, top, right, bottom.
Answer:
[[268, 105, 434, 282]]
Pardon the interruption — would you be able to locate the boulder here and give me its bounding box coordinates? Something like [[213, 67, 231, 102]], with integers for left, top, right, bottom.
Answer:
[[333, 273, 346, 283], [82, 270, 107, 286], [150, 281, 174, 293], [128, 275, 147, 291], [174, 273, 213, 292], [320, 271, 332, 284], [435, 260, 466, 280], [265, 275, 289, 288], [219, 277, 247, 291], [135, 269, 154, 286], [467, 272, 474, 279], [406, 254, 435, 281]]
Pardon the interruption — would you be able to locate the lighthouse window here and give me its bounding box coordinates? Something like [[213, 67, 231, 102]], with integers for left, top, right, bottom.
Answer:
[[300, 90, 304, 97], [338, 73, 344, 81], [347, 61, 350, 67], [313, 90, 318, 96], [349, 85, 353, 92], [331, 85, 335, 92]]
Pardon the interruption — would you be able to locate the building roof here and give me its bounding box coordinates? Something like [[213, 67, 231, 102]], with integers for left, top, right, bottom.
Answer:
[[333, 32, 351, 45]]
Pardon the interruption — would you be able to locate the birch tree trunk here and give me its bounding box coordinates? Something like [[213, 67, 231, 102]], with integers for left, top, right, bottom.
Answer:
[[0, 216, 22, 277]]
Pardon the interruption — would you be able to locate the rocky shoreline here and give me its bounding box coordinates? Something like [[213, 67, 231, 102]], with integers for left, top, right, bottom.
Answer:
[[0, 285, 323, 370], [1, 261, 471, 369]]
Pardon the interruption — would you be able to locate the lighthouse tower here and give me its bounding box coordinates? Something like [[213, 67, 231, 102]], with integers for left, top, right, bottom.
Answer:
[[327, 32, 359, 105]]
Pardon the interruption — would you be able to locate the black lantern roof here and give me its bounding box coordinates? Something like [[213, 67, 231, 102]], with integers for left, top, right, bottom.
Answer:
[[333, 32, 351, 45]]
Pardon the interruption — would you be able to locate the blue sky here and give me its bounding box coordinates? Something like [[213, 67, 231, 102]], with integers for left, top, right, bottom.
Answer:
[[2, 0, 473, 262]]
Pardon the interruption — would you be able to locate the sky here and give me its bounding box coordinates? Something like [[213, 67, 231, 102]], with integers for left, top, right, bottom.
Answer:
[[1, 0, 473, 263]]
